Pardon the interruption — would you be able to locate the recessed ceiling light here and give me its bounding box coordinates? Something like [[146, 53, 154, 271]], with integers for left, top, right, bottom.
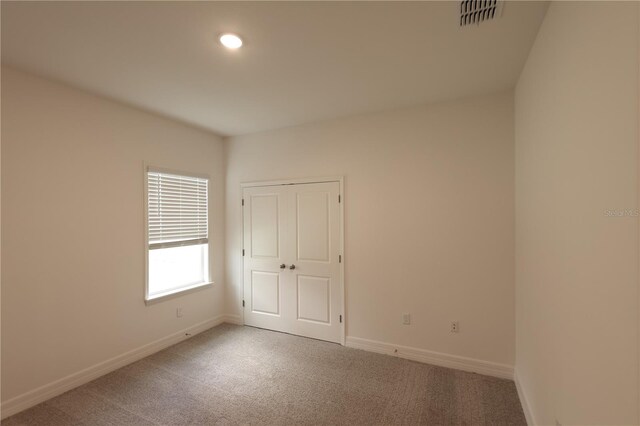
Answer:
[[219, 33, 243, 49]]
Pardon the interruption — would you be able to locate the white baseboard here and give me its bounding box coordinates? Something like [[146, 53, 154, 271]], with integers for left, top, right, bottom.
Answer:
[[514, 370, 535, 425], [345, 336, 514, 380], [221, 313, 243, 325], [1, 315, 228, 420]]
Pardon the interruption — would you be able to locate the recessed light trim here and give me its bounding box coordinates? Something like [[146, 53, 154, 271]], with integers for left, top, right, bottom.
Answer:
[[219, 33, 243, 49]]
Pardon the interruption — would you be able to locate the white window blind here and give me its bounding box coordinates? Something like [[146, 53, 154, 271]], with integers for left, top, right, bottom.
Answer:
[[147, 170, 208, 249]]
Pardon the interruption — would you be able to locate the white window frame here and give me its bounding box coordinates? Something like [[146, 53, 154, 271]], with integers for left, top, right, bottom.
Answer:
[[144, 165, 213, 305]]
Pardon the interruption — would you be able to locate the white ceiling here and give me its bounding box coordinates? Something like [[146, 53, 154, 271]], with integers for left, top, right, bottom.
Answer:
[[1, 1, 548, 136]]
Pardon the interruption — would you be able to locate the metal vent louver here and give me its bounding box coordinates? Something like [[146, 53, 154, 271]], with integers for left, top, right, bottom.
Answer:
[[460, 0, 503, 26]]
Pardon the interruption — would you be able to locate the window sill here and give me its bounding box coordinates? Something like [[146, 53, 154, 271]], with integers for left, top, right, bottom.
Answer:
[[145, 282, 214, 306]]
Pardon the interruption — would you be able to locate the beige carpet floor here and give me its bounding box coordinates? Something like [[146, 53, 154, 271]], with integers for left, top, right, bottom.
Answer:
[[2, 323, 526, 425]]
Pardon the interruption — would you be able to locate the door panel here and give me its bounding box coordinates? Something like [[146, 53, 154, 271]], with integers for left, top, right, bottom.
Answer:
[[296, 191, 330, 262], [243, 181, 342, 343], [251, 271, 280, 315], [250, 194, 280, 258], [297, 275, 330, 323]]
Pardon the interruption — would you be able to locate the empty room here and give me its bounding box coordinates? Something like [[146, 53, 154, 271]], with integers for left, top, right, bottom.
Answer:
[[1, 1, 639, 425]]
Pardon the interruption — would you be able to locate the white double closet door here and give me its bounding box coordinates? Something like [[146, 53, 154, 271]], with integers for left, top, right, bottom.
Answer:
[[243, 181, 343, 344]]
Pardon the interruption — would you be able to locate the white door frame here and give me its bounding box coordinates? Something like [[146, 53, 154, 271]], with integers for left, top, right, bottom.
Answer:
[[240, 176, 345, 346]]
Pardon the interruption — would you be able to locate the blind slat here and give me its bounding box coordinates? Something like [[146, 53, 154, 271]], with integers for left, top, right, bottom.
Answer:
[[147, 171, 208, 245]]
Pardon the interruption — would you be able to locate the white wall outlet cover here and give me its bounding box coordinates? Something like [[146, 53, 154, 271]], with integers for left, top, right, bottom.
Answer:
[[176, 308, 183, 318], [451, 321, 459, 332], [402, 313, 411, 325]]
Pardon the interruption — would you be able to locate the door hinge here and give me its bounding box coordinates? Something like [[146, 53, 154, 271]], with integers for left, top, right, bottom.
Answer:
[[338, 194, 341, 203], [339, 314, 342, 323], [242, 300, 245, 307], [242, 249, 245, 256], [339, 254, 342, 263], [242, 198, 244, 206]]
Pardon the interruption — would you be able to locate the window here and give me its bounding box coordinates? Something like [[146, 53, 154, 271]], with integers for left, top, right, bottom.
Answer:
[[146, 168, 210, 301]]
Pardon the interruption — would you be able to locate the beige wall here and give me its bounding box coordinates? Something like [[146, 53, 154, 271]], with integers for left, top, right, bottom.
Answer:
[[225, 92, 516, 367], [1, 67, 226, 402], [515, 2, 639, 424]]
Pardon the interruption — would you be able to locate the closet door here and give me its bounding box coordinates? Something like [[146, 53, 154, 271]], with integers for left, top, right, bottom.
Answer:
[[286, 182, 342, 343], [243, 185, 292, 334], [243, 181, 342, 343]]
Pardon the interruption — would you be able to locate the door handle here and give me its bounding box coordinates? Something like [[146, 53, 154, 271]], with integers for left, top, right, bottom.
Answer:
[[289, 264, 296, 270], [280, 264, 286, 269]]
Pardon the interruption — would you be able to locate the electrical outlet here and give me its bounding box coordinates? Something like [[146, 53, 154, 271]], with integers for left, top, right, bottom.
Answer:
[[451, 321, 459, 333], [402, 313, 411, 325], [176, 308, 183, 318]]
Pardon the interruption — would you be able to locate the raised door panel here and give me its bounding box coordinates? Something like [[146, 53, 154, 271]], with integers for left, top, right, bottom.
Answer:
[[297, 275, 330, 324], [250, 194, 280, 259], [296, 191, 330, 262], [251, 271, 280, 316]]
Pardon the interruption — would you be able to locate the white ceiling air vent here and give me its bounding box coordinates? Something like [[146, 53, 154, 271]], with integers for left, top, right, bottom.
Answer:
[[460, 0, 503, 26]]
